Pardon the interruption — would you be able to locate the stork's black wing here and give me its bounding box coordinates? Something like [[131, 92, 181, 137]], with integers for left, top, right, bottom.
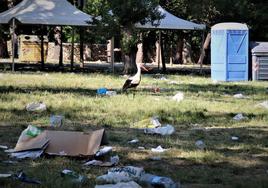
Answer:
[[122, 79, 132, 91]]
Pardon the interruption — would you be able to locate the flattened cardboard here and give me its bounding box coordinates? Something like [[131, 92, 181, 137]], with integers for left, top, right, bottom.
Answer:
[[45, 129, 107, 156], [14, 131, 49, 152], [14, 129, 107, 157]]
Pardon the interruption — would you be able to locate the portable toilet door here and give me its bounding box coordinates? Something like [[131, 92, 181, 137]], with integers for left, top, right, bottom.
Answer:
[[211, 23, 249, 81]]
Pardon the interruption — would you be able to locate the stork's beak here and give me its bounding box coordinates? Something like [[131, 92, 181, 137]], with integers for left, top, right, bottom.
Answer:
[[140, 64, 149, 72]]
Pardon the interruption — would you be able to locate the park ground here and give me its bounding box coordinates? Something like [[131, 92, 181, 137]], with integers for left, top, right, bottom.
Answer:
[[0, 72, 267, 187]]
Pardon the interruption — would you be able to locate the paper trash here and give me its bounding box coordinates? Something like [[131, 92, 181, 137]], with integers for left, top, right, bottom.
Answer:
[[233, 113, 247, 121], [26, 102, 46, 112], [84, 155, 119, 167], [172, 92, 184, 102], [95, 181, 142, 188], [14, 127, 108, 157], [144, 124, 175, 136], [151, 146, 167, 153]]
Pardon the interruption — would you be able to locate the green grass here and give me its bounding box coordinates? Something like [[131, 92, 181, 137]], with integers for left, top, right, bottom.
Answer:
[[0, 72, 267, 187]]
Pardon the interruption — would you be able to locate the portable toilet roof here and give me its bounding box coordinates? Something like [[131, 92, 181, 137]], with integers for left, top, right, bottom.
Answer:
[[212, 22, 248, 30], [251, 42, 268, 54]]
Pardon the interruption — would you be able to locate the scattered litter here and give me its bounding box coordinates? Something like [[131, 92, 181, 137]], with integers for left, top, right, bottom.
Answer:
[[2, 160, 18, 164], [172, 92, 184, 102], [97, 88, 107, 95], [138, 147, 145, 150], [0, 145, 8, 149], [144, 124, 175, 136], [96, 173, 133, 184], [14, 170, 41, 184], [13, 125, 48, 157], [151, 117, 161, 128], [0, 174, 12, 178], [106, 91, 117, 96], [233, 93, 247, 99], [14, 127, 107, 157], [150, 156, 162, 161], [233, 113, 247, 121], [84, 155, 119, 167], [195, 140, 206, 150], [11, 150, 44, 159], [108, 166, 144, 179], [96, 146, 112, 157], [160, 76, 167, 81], [139, 173, 179, 188], [96, 167, 179, 188], [5, 149, 15, 153], [61, 169, 86, 183], [231, 136, 239, 141], [152, 87, 161, 93], [97, 88, 117, 96], [128, 139, 139, 144], [257, 101, 268, 109], [132, 116, 161, 129], [26, 102, 47, 112], [17, 125, 42, 144], [50, 115, 64, 127], [212, 80, 218, 84], [95, 181, 142, 188], [168, 81, 179, 85], [151, 146, 167, 153]]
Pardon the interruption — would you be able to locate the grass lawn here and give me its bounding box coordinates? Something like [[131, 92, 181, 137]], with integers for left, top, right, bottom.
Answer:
[[0, 72, 267, 188]]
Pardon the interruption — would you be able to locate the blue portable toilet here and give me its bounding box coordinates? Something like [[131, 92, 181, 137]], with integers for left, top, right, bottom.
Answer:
[[211, 23, 249, 81]]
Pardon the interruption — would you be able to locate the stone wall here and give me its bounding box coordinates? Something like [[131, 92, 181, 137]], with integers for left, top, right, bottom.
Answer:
[[47, 43, 107, 63]]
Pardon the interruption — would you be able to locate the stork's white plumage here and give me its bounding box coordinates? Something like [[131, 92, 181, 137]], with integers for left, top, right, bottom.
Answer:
[[122, 63, 148, 91]]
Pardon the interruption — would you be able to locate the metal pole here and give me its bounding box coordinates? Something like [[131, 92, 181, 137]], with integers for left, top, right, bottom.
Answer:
[[11, 18, 15, 72], [158, 31, 161, 70], [111, 37, 115, 73], [40, 26, 45, 70], [71, 26, 75, 71], [59, 26, 63, 68]]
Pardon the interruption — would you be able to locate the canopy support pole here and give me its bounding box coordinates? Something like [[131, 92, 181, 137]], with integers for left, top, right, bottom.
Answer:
[[157, 31, 161, 71], [79, 27, 84, 68], [160, 31, 166, 73], [71, 26, 75, 71], [11, 18, 15, 72], [40, 26, 44, 70], [59, 26, 63, 68], [111, 37, 115, 74]]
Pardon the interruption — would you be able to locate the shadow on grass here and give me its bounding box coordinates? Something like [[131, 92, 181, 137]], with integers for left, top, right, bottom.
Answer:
[[136, 83, 266, 96], [0, 85, 99, 97], [0, 123, 268, 187]]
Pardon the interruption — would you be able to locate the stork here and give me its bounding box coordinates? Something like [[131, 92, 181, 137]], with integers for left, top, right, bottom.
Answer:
[[122, 63, 148, 91]]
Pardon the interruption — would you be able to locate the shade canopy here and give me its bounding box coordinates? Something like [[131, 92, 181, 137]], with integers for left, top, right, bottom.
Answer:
[[135, 6, 205, 30], [0, 0, 93, 26]]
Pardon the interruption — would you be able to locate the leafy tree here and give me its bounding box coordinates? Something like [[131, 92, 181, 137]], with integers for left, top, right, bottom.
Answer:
[[106, 0, 162, 74]]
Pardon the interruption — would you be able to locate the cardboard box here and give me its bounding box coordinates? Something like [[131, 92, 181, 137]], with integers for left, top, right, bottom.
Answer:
[[19, 35, 48, 62], [14, 129, 107, 157], [14, 131, 49, 152]]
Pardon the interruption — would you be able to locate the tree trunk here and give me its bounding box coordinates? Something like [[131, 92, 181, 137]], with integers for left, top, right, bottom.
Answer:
[[135, 42, 143, 64], [182, 39, 194, 64], [122, 28, 137, 74], [174, 33, 183, 64], [198, 33, 211, 65], [123, 52, 137, 74], [0, 39, 8, 58]]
